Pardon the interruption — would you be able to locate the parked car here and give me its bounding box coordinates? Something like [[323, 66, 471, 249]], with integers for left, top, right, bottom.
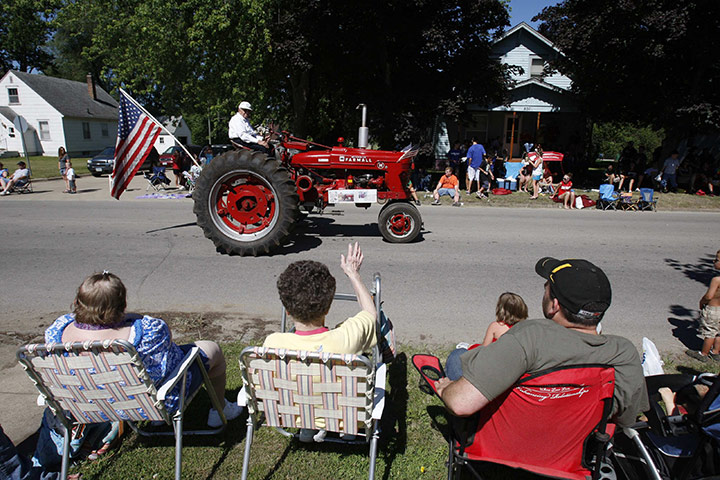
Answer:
[[159, 145, 203, 170], [87, 146, 116, 176], [86, 146, 157, 176]]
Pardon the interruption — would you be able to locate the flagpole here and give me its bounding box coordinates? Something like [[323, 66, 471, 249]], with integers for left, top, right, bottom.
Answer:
[[119, 88, 201, 167]]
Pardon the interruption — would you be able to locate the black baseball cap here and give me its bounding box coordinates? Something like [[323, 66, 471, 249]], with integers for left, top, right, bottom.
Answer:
[[535, 257, 612, 318]]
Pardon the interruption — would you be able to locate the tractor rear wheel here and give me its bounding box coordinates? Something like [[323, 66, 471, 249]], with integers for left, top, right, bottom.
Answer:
[[193, 150, 299, 256], [377, 201, 422, 243]]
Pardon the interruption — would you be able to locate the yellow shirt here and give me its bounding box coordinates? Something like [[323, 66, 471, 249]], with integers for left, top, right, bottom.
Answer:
[[263, 310, 376, 354]]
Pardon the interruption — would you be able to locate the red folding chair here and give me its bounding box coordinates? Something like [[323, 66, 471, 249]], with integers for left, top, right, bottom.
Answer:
[[413, 355, 616, 480]]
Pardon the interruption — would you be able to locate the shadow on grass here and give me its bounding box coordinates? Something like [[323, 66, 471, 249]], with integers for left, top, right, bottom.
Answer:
[[665, 254, 717, 287], [379, 352, 409, 480], [669, 303, 702, 351]]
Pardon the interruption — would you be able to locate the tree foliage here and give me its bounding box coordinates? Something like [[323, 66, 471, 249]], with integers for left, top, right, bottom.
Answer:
[[535, 0, 720, 137], [591, 122, 664, 160], [0, 0, 58, 74], [47, 0, 510, 147]]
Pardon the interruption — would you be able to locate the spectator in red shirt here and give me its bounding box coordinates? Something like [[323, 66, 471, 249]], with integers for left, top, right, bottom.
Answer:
[[554, 173, 576, 209], [432, 166, 461, 206]]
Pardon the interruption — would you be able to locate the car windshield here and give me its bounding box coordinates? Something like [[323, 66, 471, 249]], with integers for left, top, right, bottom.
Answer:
[[99, 147, 115, 156], [162, 147, 178, 155]]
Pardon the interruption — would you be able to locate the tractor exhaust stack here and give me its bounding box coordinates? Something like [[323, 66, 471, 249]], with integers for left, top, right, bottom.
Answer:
[[357, 103, 368, 149]]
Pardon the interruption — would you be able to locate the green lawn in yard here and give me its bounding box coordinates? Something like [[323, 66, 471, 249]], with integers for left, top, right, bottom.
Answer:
[[13, 156, 91, 179], [66, 341, 719, 480]]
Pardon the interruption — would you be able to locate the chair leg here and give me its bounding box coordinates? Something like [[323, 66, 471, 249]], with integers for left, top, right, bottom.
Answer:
[[447, 439, 454, 480], [368, 420, 380, 480], [241, 416, 255, 480], [61, 426, 70, 480], [174, 415, 183, 480]]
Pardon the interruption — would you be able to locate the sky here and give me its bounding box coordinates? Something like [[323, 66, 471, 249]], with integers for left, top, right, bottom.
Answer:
[[507, 0, 560, 28]]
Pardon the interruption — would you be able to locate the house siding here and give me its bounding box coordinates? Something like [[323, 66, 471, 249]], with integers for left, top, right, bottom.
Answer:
[[63, 118, 117, 157], [0, 73, 63, 155]]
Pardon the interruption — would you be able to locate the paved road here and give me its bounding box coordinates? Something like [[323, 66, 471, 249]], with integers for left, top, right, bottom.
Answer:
[[1, 174, 719, 442]]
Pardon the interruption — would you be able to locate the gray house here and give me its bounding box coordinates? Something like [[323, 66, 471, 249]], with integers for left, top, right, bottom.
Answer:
[[435, 22, 584, 162], [0, 71, 118, 157]]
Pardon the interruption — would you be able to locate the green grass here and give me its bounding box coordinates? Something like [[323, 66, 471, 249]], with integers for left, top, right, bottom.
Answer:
[[425, 188, 720, 211], [11, 156, 91, 179], [65, 341, 720, 480]]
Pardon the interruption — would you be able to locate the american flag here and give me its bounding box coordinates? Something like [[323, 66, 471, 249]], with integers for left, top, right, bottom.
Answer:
[[110, 90, 161, 199]]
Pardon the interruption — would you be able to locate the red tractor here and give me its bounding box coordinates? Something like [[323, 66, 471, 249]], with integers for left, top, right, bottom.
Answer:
[[193, 105, 423, 256]]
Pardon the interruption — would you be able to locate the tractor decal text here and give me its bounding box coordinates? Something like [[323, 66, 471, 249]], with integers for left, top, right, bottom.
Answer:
[[339, 156, 374, 164]]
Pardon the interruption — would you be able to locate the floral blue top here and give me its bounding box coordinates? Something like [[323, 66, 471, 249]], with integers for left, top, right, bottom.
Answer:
[[45, 313, 189, 414]]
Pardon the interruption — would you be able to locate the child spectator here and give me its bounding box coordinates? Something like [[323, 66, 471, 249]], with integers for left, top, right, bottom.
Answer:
[[0, 162, 8, 190], [263, 242, 376, 442], [406, 179, 421, 205], [432, 166, 461, 206], [66, 161, 77, 194], [686, 250, 720, 362], [446, 292, 528, 380], [554, 173, 576, 209]]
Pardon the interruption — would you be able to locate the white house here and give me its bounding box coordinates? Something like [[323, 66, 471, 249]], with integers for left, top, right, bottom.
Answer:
[[153, 116, 193, 154], [435, 22, 583, 161], [0, 71, 118, 158]]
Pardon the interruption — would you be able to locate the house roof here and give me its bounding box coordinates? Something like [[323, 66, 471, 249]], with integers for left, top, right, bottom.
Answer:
[[7, 71, 118, 121], [494, 22, 557, 50], [0, 106, 18, 123], [158, 116, 185, 135], [511, 77, 567, 93]]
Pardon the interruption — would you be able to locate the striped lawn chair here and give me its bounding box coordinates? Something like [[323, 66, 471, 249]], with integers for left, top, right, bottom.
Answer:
[[239, 273, 388, 480], [16, 339, 227, 480]]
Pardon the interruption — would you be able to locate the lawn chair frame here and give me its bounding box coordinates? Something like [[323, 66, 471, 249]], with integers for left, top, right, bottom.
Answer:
[[239, 273, 386, 480], [17, 339, 227, 480]]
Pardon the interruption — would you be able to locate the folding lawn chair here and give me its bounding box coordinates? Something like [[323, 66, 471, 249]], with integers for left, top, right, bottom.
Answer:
[[17, 339, 227, 480], [637, 188, 657, 211], [144, 166, 171, 192], [612, 373, 720, 480], [238, 274, 389, 480], [619, 192, 638, 211], [597, 184, 619, 210], [413, 355, 616, 480]]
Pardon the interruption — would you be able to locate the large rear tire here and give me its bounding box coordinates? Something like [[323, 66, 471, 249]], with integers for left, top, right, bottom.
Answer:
[[377, 201, 422, 243], [193, 150, 299, 256]]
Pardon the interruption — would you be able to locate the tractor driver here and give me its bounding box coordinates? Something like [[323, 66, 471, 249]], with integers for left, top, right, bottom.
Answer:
[[228, 101, 270, 154]]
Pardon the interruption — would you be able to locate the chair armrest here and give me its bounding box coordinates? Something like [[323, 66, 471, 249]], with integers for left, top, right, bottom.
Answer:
[[371, 363, 386, 420], [156, 346, 199, 401], [237, 385, 248, 407]]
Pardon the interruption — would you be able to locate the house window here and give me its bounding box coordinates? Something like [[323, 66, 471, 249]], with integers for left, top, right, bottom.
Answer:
[[38, 121, 51, 141], [8, 88, 19, 104], [159, 137, 165, 144], [8, 127, 15, 138], [101, 123, 108, 137], [82, 122, 91, 139], [531, 58, 545, 78]]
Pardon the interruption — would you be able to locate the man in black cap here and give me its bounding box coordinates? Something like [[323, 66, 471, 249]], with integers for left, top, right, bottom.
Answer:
[[436, 257, 648, 427]]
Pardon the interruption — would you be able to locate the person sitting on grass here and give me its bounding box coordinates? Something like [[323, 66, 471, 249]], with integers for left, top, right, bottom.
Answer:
[[263, 242, 377, 442], [35, 272, 242, 469], [446, 292, 528, 380], [554, 173, 576, 209], [432, 166, 461, 206]]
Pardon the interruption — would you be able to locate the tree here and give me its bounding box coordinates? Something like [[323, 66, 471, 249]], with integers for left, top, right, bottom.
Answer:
[[0, 0, 58, 74], [535, 0, 720, 139], [267, 0, 512, 146]]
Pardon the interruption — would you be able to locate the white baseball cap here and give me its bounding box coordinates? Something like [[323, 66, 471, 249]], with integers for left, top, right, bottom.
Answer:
[[238, 101, 252, 111]]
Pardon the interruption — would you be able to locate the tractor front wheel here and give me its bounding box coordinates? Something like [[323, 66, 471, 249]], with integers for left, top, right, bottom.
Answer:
[[377, 202, 422, 243], [193, 150, 299, 256]]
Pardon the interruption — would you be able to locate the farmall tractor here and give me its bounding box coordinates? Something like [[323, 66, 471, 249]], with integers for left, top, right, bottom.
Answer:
[[192, 105, 423, 256]]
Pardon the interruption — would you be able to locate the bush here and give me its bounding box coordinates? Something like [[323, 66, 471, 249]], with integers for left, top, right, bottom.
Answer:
[[592, 122, 664, 160]]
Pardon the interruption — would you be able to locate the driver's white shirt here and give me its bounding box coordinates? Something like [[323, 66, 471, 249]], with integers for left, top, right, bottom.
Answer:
[[228, 113, 261, 144]]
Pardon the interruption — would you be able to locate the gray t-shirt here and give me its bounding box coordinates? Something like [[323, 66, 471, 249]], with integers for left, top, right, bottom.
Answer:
[[461, 318, 648, 426]]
